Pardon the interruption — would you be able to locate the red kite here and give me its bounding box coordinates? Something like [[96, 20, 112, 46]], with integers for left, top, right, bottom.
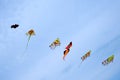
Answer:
[[63, 42, 72, 60]]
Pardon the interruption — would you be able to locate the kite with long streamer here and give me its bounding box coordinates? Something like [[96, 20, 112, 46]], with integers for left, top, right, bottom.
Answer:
[[26, 29, 35, 49]]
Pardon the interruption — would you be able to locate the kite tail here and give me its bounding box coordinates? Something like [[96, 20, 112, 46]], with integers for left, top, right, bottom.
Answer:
[[26, 35, 31, 50], [21, 35, 31, 58], [78, 61, 83, 68], [63, 56, 65, 61]]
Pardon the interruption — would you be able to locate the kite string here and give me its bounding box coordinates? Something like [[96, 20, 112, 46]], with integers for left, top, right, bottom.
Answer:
[[78, 61, 83, 68]]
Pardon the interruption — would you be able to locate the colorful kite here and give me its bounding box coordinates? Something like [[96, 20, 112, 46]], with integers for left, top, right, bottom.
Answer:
[[81, 50, 91, 61], [49, 38, 61, 49], [78, 50, 91, 67], [11, 24, 19, 28], [63, 42, 72, 60], [26, 29, 35, 49], [102, 55, 114, 66]]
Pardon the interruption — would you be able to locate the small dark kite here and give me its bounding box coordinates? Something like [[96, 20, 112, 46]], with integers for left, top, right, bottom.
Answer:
[[11, 24, 19, 28]]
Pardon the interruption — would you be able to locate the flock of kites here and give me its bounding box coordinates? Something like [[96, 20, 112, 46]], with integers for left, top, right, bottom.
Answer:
[[11, 24, 114, 66]]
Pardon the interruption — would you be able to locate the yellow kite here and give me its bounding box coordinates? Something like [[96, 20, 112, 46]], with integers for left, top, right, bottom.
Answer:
[[26, 29, 35, 49], [49, 38, 61, 49], [102, 55, 114, 66]]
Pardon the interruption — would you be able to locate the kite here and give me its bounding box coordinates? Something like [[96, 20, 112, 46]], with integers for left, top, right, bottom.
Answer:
[[102, 55, 114, 66], [63, 42, 72, 60], [81, 50, 91, 61], [21, 29, 35, 57], [26, 29, 35, 49], [78, 50, 91, 67], [49, 38, 61, 49], [11, 24, 19, 28]]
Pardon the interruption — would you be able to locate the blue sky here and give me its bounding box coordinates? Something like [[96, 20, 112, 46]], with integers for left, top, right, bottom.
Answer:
[[0, 0, 120, 80]]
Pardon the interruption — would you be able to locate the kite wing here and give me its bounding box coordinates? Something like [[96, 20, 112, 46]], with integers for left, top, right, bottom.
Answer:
[[107, 55, 114, 63], [54, 38, 60, 46], [63, 49, 70, 60], [65, 42, 72, 50], [49, 43, 56, 49]]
